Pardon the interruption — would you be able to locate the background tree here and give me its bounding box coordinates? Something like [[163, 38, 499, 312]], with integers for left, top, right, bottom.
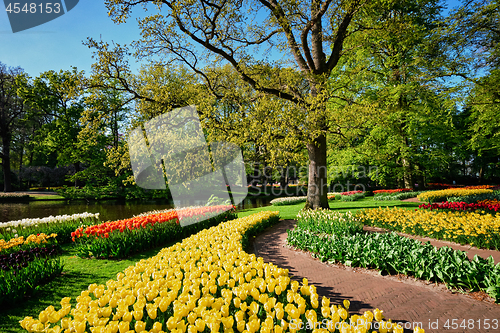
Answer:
[[0, 62, 28, 192], [455, 0, 500, 181], [326, 0, 461, 188], [18, 68, 87, 188]]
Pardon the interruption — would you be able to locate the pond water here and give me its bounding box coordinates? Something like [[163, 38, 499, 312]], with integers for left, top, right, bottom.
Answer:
[[0, 196, 273, 222]]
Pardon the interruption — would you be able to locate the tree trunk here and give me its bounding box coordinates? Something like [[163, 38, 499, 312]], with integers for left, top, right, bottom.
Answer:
[[250, 162, 259, 186], [2, 134, 13, 192], [304, 133, 329, 210], [280, 165, 288, 188], [403, 158, 413, 188], [74, 162, 83, 188], [18, 135, 24, 190]]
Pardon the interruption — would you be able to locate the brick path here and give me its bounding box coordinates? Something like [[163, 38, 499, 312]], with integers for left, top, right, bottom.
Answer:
[[253, 220, 500, 333]]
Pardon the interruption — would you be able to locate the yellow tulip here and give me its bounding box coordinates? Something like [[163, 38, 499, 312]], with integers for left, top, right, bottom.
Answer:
[[106, 321, 119, 333], [177, 319, 187, 333], [60, 297, 71, 305], [222, 317, 234, 329], [146, 304, 157, 320], [19, 317, 35, 330], [118, 321, 129, 333], [236, 320, 245, 332], [338, 307, 348, 321], [30, 322, 45, 333], [122, 311, 133, 322], [72, 320, 87, 333], [374, 308, 384, 322], [134, 320, 146, 332], [246, 319, 260, 333], [38, 311, 48, 324], [46, 326, 62, 333], [249, 302, 259, 315], [195, 319, 206, 332]]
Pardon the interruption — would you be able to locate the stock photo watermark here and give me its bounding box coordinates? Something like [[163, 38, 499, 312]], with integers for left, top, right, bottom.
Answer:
[[128, 105, 248, 226], [3, 0, 79, 33]]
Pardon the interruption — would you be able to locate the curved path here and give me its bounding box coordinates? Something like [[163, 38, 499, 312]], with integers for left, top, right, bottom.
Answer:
[[253, 220, 500, 333]]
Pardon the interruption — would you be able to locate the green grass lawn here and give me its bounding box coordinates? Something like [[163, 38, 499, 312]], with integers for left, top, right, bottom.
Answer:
[[29, 194, 66, 200], [0, 196, 420, 332], [237, 197, 420, 219]]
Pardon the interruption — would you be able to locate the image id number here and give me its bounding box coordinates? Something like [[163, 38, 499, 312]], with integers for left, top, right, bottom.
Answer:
[[5, 3, 61, 14], [444, 318, 499, 330]]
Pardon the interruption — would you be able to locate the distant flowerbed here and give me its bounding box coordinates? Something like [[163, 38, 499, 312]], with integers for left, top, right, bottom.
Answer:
[[374, 190, 423, 201], [0, 193, 30, 202], [373, 188, 412, 194], [340, 191, 365, 201], [0, 193, 30, 198], [417, 188, 494, 203], [419, 200, 500, 213], [0, 233, 57, 255], [270, 196, 307, 206]]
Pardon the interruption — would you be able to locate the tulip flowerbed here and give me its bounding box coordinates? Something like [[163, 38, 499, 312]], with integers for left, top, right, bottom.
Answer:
[[72, 205, 237, 259], [0, 193, 30, 202], [419, 200, 500, 213], [373, 189, 412, 195], [0, 232, 61, 300], [21, 211, 420, 333], [417, 188, 493, 203], [1, 213, 100, 244], [270, 196, 307, 206], [0, 233, 58, 255], [287, 209, 500, 302], [357, 207, 500, 249], [447, 191, 500, 204], [0, 233, 62, 305], [339, 191, 365, 201], [373, 191, 423, 201]]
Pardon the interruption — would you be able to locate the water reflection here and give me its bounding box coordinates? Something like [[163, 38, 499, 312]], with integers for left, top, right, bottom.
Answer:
[[0, 196, 272, 222]]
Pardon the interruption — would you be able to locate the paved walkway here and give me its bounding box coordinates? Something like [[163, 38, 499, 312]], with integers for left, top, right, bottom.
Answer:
[[253, 220, 500, 333]]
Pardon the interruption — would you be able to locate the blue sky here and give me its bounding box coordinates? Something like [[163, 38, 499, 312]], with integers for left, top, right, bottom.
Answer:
[[0, 2, 143, 76], [1, 1, 463, 78]]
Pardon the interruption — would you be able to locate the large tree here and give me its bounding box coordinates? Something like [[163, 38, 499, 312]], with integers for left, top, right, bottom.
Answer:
[[18, 68, 87, 187], [0, 63, 27, 192], [100, 0, 369, 209], [445, 0, 500, 181], [326, 0, 459, 188]]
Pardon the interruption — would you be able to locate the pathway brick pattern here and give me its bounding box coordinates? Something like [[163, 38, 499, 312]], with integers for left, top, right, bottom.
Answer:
[[253, 220, 500, 333]]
